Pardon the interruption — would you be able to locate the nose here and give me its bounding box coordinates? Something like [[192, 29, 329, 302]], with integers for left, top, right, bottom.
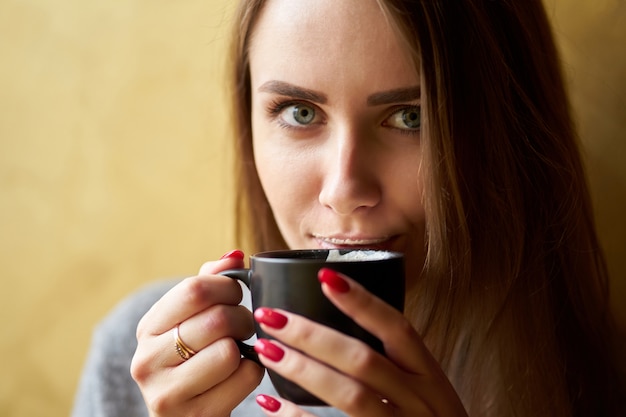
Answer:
[[318, 129, 382, 215]]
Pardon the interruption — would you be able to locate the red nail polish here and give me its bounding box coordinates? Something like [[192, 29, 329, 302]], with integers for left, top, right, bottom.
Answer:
[[318, 268, 350, 293], [254, 308, 288, 329], [256, 394, 282, 412], [254, 338, 285, 362], [220, 249, 244, 260]]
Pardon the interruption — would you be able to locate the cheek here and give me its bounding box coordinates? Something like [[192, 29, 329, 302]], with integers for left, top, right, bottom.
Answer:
[[252, 128, 319, 242], [252, 115, 282, 197], [254, 136, 308, 201], [404, 175, 425, 222], [387, 150, 425, 221]]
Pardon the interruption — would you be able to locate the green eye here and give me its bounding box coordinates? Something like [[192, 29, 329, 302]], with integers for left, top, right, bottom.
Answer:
[[292, 105, 315, 125], [271, 101, 322, 130], [402, 108, 421, 129], [386, 106, 421, 130]]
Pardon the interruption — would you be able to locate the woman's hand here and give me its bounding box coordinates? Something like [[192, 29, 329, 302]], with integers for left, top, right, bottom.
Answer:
[[130, 250, 264, 417], [252, 268, 468, 417]]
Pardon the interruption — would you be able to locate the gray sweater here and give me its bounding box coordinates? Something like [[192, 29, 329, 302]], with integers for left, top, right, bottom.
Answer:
[[71, 280, 346, 417]]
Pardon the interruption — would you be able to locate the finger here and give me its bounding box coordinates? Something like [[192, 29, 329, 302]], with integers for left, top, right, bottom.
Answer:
[[319, 268, 433, 374], [163, 304, 255, 366], [131, 303, 254, 388], [190, 359, 264, 416], [131, 291, 254, 394], [256, 394, 318, 417], [255, 339, 392, 417], [137, 273, 243, 337], [255, 309, 416, 409], [198, 250, 245, 276], [139, 341, 263, 415], [137, 252, 246, 337], [167, 338, 255, 399]]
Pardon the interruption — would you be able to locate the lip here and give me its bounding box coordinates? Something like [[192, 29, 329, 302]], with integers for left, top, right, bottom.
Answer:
[[312, 234, 399, 251]]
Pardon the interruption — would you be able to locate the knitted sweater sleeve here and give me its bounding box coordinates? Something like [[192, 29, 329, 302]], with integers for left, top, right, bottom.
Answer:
[[70, 280, 178, 417]]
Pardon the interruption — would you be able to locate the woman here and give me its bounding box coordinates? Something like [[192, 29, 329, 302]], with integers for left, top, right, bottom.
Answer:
[[72, 0, 623, 416]]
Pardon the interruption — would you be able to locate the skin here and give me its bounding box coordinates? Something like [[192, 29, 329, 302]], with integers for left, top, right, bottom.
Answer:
[[250, 0, 426, 287], [131, 254, 265, 416], [248, 1, 466, 415], [255, 273, 467, 416], [131, 0, 467, 416]]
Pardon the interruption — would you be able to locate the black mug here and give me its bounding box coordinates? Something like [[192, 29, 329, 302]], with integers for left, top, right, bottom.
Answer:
[[220, 249, 405, 406]]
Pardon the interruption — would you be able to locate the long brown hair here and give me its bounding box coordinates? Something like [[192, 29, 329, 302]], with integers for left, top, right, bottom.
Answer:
[[227, 1, 621, 415]]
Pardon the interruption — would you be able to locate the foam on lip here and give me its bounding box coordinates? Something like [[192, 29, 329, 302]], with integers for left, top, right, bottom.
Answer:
[[326, 249, 393, 262]]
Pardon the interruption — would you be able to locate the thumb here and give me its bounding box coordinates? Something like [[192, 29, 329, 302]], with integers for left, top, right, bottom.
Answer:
[[198, 249, 246, 276]]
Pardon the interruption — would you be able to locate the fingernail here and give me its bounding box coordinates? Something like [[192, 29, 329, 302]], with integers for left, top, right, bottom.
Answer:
[[220, 249, 244, 260], [254, 338, 285, 362], [254, 308, 288, 329], [318, 268, 350, 293], [256, 394, 282, 412]]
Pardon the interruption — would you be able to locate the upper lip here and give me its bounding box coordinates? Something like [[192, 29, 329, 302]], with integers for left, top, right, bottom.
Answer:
[[312, 234, 394, 247], [314, 235, 388, 245]]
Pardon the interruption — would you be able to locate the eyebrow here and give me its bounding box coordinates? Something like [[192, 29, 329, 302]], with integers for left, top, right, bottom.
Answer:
[[366, 86, 421, 106], [257, 80, 421, 106], [258, 80, 328, 104]]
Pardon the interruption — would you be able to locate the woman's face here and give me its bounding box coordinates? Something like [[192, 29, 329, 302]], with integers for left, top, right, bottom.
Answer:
[[249, 0, 426, 279]]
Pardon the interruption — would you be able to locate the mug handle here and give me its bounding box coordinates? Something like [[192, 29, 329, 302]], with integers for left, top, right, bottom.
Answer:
[[219, 268, 261, 366]]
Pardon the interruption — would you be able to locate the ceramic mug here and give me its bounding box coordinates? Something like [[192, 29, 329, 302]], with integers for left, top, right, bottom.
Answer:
[[220, 249, 405, 406]]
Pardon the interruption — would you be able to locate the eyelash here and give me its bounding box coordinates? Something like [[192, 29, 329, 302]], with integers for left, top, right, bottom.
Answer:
[[265, 99, 320, 130], [265, 99, 420, 135], [266, 99, 296, 116]]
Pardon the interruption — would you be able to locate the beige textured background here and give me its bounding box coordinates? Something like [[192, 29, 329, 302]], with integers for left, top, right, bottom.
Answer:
[[0, 1, 624, 416]]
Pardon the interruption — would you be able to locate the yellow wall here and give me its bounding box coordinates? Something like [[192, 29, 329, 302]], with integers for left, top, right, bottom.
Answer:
[[0, 1, 624, 416]]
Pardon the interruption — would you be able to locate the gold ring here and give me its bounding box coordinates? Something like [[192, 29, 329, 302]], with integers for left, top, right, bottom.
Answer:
[[173, 324, 197, 361]]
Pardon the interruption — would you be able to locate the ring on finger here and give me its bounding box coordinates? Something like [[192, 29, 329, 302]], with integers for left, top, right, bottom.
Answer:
[[173, 323, 197, 361]]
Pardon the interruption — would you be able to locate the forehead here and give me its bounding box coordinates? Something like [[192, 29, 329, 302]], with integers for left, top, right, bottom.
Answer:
[[248, 0, 419, 92]]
